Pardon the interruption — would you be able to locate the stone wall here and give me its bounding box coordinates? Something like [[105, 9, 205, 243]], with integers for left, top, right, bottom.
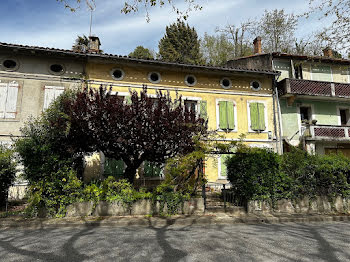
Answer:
[[248, 196, 350, 215], [66, 198, 205, 217]]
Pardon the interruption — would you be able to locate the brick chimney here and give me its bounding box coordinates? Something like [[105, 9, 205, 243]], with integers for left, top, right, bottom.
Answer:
[[323, 47, 333, 58], [88, 36, 101, 53], [253, 37, 262, 54]]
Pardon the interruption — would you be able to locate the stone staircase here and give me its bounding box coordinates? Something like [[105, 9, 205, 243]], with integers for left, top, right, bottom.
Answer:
[[205, 192, 246, 215]]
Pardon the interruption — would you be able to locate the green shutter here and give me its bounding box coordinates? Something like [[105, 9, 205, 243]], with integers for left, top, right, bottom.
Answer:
[[227, 101, 235, 129], [104, 158, 125, 177], [125, 96, 132, 105], [257, 103, 266, 131], [250, 103, 265, 131], [144, 161, 162, 177], [250, 103, 259, 131], [199, 100, 208, 120], [219, 101, 228, 129]]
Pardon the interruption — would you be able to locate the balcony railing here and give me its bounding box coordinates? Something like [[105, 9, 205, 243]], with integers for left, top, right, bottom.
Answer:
[[305, 125, 350, 141], [278, 78, 350, 98]]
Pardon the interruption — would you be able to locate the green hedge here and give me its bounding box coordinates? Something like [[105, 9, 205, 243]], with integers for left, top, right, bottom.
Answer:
[[0, 146, 17, 208], [226, 147, 350, 203]]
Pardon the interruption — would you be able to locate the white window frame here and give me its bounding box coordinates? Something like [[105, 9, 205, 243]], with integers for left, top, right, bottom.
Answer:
[[337, 105, 350, 126], [247, 100, 269, 133], [216, 98, 238, 133], [297, 103, 315, 135]]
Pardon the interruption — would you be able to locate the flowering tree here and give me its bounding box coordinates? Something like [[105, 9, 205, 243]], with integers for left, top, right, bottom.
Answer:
[[66, 85, 207, 183]]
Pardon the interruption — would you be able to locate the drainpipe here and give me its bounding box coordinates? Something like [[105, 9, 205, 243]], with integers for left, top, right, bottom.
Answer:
[[274, 76, 283, 154], [272, 76, 279, 154]]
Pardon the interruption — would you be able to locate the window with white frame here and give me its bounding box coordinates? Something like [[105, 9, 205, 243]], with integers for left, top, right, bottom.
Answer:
[[43, 86, 65, 110], [184, 100, 198, 113], [248, 102, 266, 132], [217, 100, 236, 131], [0, 82, 19, 119]]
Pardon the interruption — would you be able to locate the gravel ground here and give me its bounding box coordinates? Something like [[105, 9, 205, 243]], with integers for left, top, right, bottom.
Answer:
[[0, 221, 349, 262]]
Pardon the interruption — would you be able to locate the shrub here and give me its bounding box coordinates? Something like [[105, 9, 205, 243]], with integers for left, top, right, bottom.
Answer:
[[280, 148, 318, 199], [153, 183, 190, 215], [226, 146, 350, 203], [0, 146, 17, 208], [226, 147, 281, 202], [25, 167, 83, 217], [315, 154, 350, 198]]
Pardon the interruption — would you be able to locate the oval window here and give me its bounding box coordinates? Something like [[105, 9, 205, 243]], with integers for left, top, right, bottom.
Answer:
[[3, 59, 17, 69], [250, 81, 262, 91], [148, 72, 161, 84], [185, 75, 197, 87], [111, 68, 125, 80], [220, 78, 232, 89], [49, 64, 65, 74]]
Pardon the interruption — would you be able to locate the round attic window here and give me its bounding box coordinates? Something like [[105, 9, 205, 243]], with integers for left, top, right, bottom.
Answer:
[[2, 59, 19, 71], [220, 78, 232, 89], [49, 64, 65, 75], [111, 68, 125, 80], [148, 72, 161, 84], [250, 81, 262, 91], [185, 75, 197, 87]]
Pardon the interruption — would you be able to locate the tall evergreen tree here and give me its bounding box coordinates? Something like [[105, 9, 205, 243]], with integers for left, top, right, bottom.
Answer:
[[158, 21, 203, 65]]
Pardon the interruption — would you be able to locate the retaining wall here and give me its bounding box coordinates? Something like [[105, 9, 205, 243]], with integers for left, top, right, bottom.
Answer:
[[248, 196, 350, 215], [66, 198, 204, 217]]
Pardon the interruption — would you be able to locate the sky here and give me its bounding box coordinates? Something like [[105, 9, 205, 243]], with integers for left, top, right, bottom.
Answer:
[[0, 0, 329, 55]]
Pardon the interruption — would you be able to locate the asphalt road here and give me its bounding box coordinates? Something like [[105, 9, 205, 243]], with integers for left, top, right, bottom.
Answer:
[[0, 221, 349, 262]]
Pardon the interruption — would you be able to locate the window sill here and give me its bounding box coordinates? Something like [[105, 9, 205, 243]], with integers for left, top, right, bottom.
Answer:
[[0, 119, 20, 122], [217, 129, 237, 133]]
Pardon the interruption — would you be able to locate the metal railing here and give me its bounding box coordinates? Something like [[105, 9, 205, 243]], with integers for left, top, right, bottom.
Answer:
[[307, 125, 350, 141], [222, 185, 247, 211]]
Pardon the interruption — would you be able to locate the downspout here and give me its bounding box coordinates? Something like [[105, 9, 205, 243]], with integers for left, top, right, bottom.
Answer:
[[271, 54, 283, 154], [272, 75, 279, 154], [274, 76, 283, 154]]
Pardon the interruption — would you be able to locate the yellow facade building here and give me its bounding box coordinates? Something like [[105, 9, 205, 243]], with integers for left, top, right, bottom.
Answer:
[[84, 39, 280, 185]]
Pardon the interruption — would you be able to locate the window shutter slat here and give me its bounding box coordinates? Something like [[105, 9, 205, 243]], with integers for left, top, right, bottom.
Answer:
[[0, 83, 8, 118], [199, 100, 208, 120], [5, 83, 19, 118], [227, 101, 235, 129], [257, 103, 266, 130], [44, 88, 55, 110], [44, 86, 64, 110], [250, 103, 259, 130], [219, 101, 227, 129]]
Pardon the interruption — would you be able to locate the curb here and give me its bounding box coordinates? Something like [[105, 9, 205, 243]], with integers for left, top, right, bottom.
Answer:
[[1, 214, 350, 229]]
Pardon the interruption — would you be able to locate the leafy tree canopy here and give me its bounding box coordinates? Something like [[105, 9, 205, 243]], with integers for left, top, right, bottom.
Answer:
[[129, 46, 154, 59], [307, 0, 350, 54], [158, 21, 203, 64], [67, 85, 208, 183]]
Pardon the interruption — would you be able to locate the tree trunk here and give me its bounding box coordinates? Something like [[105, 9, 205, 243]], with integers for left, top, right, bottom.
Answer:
[[123, 164, 138, 184]]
